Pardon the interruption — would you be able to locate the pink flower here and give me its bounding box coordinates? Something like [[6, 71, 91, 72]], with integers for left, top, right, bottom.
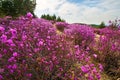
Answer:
[[88, 73, 94, 80], [0, 34, 7, 43], [47, 36, 50, 39], [0, 26, 5, 32], [0, 75, 3, 79], [99, 64, 103, 72], [38, 41, 43, 46], [26, 12, 33, 18], [93, 54, 97, 58], [12, 64, 17, 69], [6, 39, 13, 44], [10, 69, 14, 73], [26, 73, 32, 77], [9, 28, 17, 38], [22, 35, 27, 40], [13, 52, 18, 57], [81, 66, 89, 73], [29, 54, 32, 57], [6, 39, 15, 46], [90, 64, 94, 67], [74, 45, 79, 48], [8, 57, 15, 62], [92, 68, 97, 73], [96, 73, 101, 80], [59, 68, 63, 71]]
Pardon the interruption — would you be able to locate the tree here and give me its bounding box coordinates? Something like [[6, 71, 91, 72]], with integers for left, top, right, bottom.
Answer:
[[57, 16, 65, 22], [41, 14, 65, 22], [57, 16, 61, 21], [0, 0, 36, 17], [99, 21, 105, 28], [41, 14, 46, 19], [1, 0, 16, 16], [46, 14, 52, 20], [52, 14, 56, 21]]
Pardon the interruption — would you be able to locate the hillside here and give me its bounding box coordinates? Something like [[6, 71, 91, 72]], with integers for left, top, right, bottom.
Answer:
[[0, 13, 120, 80]]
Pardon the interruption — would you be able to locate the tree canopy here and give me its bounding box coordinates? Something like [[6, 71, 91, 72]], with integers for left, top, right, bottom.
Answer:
[[41, 14, 65, 22], [99, 21, 105, 28], [0, 0, 36, 17]]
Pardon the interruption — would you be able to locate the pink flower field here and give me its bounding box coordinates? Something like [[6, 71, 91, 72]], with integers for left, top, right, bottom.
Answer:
[[0, 13, 120, 80]]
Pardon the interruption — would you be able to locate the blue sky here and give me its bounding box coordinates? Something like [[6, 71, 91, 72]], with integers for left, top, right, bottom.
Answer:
[[35, 0, 120, 24]]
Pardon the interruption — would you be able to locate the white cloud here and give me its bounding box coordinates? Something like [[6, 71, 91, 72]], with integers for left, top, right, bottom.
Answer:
[[35, 0, 120, 24], [35, 0, 66, 15]]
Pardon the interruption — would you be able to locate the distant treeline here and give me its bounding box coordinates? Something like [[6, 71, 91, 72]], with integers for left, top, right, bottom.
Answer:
[[91, 21, 105, 28], [41, 14, 65, 22]]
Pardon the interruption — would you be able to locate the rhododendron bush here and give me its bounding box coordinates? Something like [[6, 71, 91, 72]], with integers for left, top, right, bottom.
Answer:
[[91, 27, 120, 79], [0, 13, 119, 80]]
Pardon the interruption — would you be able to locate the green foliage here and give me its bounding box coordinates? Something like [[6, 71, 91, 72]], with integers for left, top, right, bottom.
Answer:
[[52, 14, 56, 20], [91, 24, 100, 28], [0, 0, 36, 17], [99, 21, 105, 28], [41, 14, 65, 22], [91, 22, 106, 28], [1, 0, 16, 16], [57, 16, 62, 21]]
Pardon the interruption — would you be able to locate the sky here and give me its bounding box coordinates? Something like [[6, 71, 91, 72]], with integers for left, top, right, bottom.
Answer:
[[34, 0, 120, 24]]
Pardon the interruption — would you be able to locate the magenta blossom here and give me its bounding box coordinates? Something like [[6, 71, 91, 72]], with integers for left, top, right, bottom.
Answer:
[[0, 26, 5, 33], [13, 52, 18, 57], [0, 34, 7, 43], [26, 12, 33, 18]]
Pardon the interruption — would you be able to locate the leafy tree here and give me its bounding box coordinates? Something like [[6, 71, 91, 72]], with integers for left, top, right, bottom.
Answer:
[[46, 14, 52, 20], [0, 0, 16, 16], [52, 14, 56, 21], [99, 21, 105, 28], [41, 14, 46, 19], [57, 16, 61, 21], [41, 14, 65, 22], [0, 0, 36, 17]]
